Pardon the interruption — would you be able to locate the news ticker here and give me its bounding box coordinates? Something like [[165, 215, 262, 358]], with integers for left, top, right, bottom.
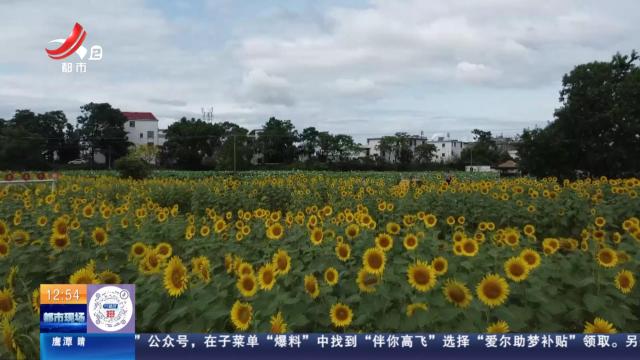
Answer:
[[40, 284, 640, 360]]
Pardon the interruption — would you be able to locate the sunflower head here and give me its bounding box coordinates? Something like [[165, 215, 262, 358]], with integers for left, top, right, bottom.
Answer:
[[0, 288, 16, 319], [407, 260, 437, 292], [375, 233, 394, 251], [486, 320, 510, 333], [163, 256, 189, 297], [330, 303, 353, 328], [230, 300, 253, 331], [270, 311, 287, 333], [406, 302, 428, 317], [476, 273, 510, 308], [272, 249, 291, 275], [362, 248, 386, 275], [614, 270, 635, 294], [504, 257, 530, 282], [336, 243, 351, 261], [596, 247, 618, 268], [91, 227, 108, 246], [304, 274, 320, 299], [519, 248, 541, 269], [324, 267, 339, 286], [443, 279, 473, 308], [258, 263, 277, 290], [431, 256, 448, 275], [584, 317, 616, 334], [357, 268, 380, 293], [237, 273, 258, 297]]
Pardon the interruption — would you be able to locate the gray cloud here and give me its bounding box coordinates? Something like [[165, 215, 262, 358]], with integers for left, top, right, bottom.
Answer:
[[0, 0, 638, 142]]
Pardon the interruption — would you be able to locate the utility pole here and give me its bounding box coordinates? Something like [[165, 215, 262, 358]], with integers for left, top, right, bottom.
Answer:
[[233, 134, 237, 173]]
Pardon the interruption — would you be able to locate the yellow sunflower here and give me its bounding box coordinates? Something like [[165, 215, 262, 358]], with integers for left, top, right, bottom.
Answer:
[[324, 267, 339, 286], [386, 222, 401, 235], [584, 317, 616, 334], [0, 288, 16, 319], [486, 320, 510, 333], [69, 268, 98, 284], [504, 257, 530, 282], [52, 217, 68, 237], [614, 270, 635, 294], [461, 238, 479, 257], [140, 249, 163, 275], [99, 270, 121, 284], [32, 288, 40, 315], [130, 242, 148, 259], [270, 311, 287, 333], [163, 256, 189, 297], [310, 227, 324, 245], [304, 274, 320, 299], [596, 248, 618, 268], [424, 214, 437, 228], [155, 242, 173, 259], [11, 230, 29, 247], [91, 227, 108, 246], [431, 256, 448, 276], [272, 249, 291, 275], [258, 263, 277, 290], [375, 233, 394, 251], [266, 223, 284, 240], [335, 242, 351, 261], [443, 279, 473, 308], [519, 248, 541, 269], [357, 268, 380, 293], [345, 224, 360, 239], [362, 248, 386, 275], [406, 302, 428, 317], [0, 240, 9, 258], [230, 300, 253, 331], [191, 256, 211, 284], [237, 273, 258, 297], [403, 233, 419, 250], [476, 274, 510, 308], [407, 260, 437, 292], [329, 303, 353, 328]]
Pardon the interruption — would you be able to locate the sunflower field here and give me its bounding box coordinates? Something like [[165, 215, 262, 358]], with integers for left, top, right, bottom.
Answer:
[[0, 171, 639, 358]]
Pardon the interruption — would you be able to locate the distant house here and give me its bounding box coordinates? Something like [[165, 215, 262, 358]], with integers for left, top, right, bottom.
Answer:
[[429, 135, 468, 163], [122, 112, 165, 146], [465, 165, 495, 172], [497, 160, 520, 177]]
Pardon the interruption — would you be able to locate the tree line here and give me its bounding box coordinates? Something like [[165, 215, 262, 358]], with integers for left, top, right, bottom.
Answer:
[[1, 50, 638, 177]]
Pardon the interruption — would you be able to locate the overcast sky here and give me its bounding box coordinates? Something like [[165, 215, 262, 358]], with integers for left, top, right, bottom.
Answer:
[[1, 0, 638, 143]]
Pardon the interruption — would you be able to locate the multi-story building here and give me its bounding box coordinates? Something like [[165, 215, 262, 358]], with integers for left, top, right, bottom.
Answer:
[[429, 135, 468, 163], [366, 135, 431, 162], [122, 112, 165, 146], [364, 133, 467, 163]]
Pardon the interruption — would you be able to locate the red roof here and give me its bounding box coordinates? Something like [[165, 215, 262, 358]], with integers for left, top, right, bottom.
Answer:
[[122, 112, 158, 121]]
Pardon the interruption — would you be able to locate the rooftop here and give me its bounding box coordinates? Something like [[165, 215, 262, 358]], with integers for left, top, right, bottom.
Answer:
[[122, 112, 158, 121]]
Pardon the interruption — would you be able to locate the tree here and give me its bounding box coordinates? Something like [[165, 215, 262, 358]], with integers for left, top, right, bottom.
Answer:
[[258, 117, 298, 163], [161, 117, 225, 169], [300, 127, 320, 160], [77, 103, 130, 168], [332, 134, 359, 161], [214, 123, 254, 171], [131, 144, 160, 164], [519, 51, 640, 178], [460, 129, 505, 166], [376, 133, 413, 165], [0, 126, 47, 170], [415, 143, 437, 164], [317, 132, 333, 162]]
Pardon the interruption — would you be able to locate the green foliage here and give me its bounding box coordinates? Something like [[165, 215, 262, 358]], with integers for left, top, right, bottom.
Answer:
[[77, 103, 131, 167], [115, 155, 152, 179], [519, 50, 640, 178]]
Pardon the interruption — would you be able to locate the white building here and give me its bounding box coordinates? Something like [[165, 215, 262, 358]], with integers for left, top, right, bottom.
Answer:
[[429, 135, 468, 163], [366, 135, 430, 162], [123, 112, 165, 146]]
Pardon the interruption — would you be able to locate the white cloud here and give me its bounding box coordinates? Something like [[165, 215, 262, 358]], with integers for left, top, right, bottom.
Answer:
[[0, 0, 638, 139], [240, 68, 295, 106]]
